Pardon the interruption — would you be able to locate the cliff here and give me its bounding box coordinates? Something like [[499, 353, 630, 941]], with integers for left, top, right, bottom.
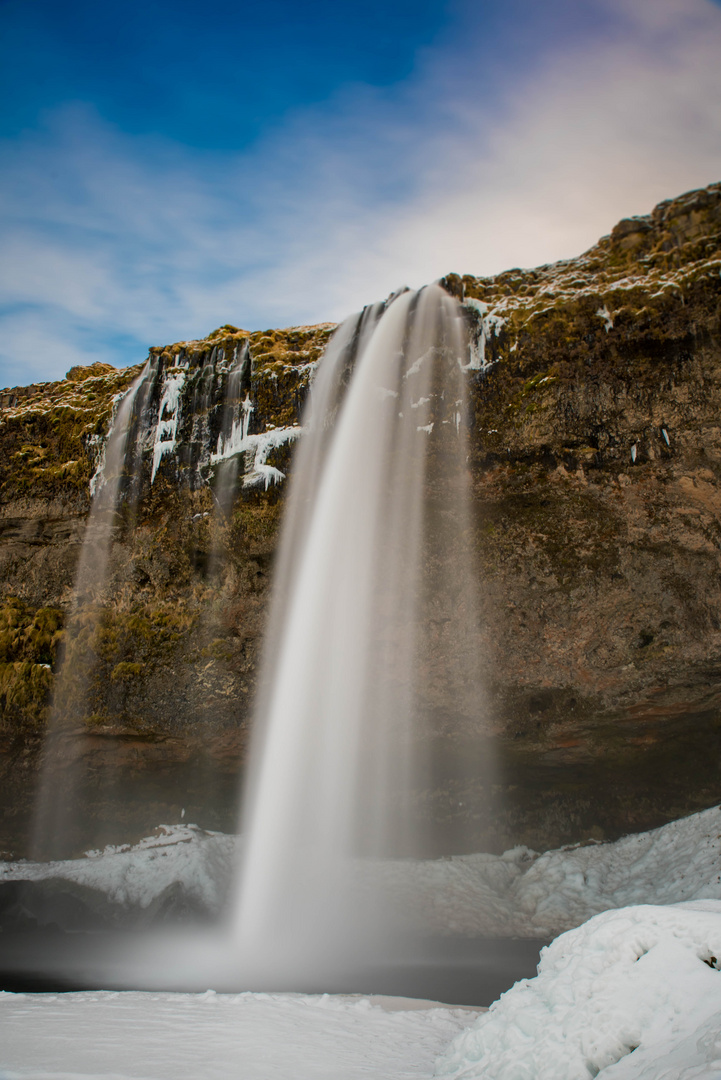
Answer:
[[2, 182, 720, 858]]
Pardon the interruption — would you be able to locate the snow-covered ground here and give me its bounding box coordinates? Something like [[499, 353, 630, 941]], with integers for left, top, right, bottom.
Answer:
[[3, 813, 721, 1077], [391, 803, 721, 937], [0, 989, 479, 1080], [2, 903, 721, 1078], [4, 806, 721, 938]]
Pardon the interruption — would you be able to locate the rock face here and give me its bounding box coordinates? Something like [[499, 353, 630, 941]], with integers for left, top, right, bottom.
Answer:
[[0, 326, 333, 857], [2, 183, 721, 859], [448, 182, 721, 850]]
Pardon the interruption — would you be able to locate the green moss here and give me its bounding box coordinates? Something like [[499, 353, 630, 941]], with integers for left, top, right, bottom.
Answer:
[[0, 661, 54, 731], [110, 661, 146, 681], [85, 711, 112, 728], [231, 503, 282, 551], [521, 372, 558, 394], [65, 362, 117, 383], [0, 363, 142, 499], [0, 599, 64, 667], [95, 604, 196, 669], [203, 638, 235, 662]]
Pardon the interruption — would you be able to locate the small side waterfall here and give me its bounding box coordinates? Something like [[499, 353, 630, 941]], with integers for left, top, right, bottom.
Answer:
[[234, 284, 486, 980], [30, 335, 271, 859], [32, 366, 151, 858]]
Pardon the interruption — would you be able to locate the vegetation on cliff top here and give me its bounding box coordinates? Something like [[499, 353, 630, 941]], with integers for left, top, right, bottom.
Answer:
[[0, 324, 336, 503]]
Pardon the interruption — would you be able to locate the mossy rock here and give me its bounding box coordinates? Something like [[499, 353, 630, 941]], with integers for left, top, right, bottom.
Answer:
[[0, 661, 54, 730], [0, 599, 64, 667]]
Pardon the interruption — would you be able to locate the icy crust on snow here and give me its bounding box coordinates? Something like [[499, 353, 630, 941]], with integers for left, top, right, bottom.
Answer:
[[4, 808, 721, 938], [0, 825, 236, 915], [436, 901, 721, 1080]]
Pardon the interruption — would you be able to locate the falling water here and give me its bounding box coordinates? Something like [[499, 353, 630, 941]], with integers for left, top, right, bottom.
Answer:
[[32, 366, 150, 859], [30, 333, 272, 861], [234, 284, 486, 980]]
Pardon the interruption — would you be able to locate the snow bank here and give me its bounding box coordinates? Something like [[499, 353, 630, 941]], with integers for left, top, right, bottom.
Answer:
[[385, 803, 721, 938], [5, 807, 721, 937], [0, 825, 235, 918], [436, 901, 721, 1080]]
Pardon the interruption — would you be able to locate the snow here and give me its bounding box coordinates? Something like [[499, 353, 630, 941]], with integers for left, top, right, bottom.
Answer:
[[384, 804, 721, 939], [0, 824, 235, 917], [5, 881, 721, 1078], [405, 346, 435, 379], [5, 807, 721, 940], [0, 989, 479, 1080], [436, 901, 721, 1080], [453, 245, 721, 374], [465, 298, 489, 316], [5, 814, 721, 1076]]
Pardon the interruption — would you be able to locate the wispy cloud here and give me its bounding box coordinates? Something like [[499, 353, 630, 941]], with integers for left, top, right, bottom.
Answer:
[[1, 0, 720, 387]]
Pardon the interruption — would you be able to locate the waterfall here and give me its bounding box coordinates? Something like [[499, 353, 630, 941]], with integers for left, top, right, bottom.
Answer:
[[32, 365, 151, 859], [233, 284, 486, 980], [27, 283, 489, 992]]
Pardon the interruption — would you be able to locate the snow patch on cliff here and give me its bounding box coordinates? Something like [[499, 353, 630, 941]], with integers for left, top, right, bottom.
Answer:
[[596, 304, 613, 331]]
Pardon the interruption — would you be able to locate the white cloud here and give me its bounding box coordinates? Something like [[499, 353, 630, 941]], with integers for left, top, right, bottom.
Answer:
[[1, 0, 720, 386], [320, 0, 721, 292]]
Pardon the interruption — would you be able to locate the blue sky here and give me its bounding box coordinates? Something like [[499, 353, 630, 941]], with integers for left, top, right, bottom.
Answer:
[[1, 0, 721, 387]]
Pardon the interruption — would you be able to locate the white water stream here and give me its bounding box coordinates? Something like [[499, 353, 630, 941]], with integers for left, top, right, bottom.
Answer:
[[234, 285, 486, 980], [32, 366, 151, 859]]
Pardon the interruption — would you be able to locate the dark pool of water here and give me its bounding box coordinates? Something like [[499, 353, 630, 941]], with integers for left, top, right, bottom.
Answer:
[[0, 928, 546, 1006]]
